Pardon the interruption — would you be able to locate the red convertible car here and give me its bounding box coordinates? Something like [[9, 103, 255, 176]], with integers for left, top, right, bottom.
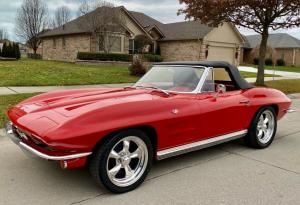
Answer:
[[5, 61, 293, 193]]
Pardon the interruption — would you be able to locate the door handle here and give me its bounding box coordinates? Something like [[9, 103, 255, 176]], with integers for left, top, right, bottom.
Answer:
[[240, 100, 251, 105]]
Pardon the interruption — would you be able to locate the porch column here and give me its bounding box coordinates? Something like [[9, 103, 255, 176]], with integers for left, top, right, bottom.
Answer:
[[132, 39, 135, 53], [153, 41, 157, 54]]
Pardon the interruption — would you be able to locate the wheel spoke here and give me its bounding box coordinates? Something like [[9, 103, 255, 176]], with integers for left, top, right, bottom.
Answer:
[[259, 115, 264, 123], [108, 163, 122, 177], [263, 129, 268, 137], [258, 129, 263, 138], [123, 140, 130, 153], [124, 165, 134, 178], [109, 150, 120, 159], [264, 117, 269, 124], [129, 148, 141, 159]]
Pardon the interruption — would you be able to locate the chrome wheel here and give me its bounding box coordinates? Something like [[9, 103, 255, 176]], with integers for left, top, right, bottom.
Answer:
[[106, 136, 148, 187], [256, 110, 275, 144]]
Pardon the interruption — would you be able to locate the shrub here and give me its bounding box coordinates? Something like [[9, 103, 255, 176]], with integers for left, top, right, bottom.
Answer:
[[7, 43, 14, 57], [1, 42, 8, 57], [265, 58, 273, 66], [128, 58, 147, 76], [156, 46, 161, 55], [15, 43, 21, 59], [143, 54, 163, 62], [276, 59, 286, 66], [253, 57, 259, 65], [77, 52, 133, 62]]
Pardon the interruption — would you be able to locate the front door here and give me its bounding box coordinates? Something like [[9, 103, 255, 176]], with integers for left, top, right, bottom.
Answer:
[[195, 67, 252, 141]]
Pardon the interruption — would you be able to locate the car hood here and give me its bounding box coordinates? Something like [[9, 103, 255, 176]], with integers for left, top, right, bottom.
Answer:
[[14, 87, 164, 117]]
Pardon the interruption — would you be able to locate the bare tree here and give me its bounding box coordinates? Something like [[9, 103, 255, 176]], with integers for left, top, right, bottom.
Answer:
[[178, 0, 300, 85], [78, 0, 125, 53], [15, 0, 48, 54], [52, 6, 71, 28], [0, 28, 9, 40]]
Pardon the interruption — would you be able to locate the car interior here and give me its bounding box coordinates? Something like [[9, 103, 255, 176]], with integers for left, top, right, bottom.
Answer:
[[202, 67, 240, 93]]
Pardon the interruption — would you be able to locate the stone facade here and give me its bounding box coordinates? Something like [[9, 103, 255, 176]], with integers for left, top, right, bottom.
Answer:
[[159, 40, 203, 62], [42, 34, 91, 62]]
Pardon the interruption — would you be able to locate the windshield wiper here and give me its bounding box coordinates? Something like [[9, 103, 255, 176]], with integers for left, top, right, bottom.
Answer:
[[135, 85, 170, 96]]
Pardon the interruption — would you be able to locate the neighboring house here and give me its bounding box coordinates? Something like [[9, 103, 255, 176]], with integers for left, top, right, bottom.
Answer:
[[39, 6, 244, 65], [242, 33, 300, 66], [18, 43, 28, 57]]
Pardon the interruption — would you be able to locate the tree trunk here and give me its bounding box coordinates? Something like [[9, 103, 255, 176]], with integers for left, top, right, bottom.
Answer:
[[256, 31, 269, 86]]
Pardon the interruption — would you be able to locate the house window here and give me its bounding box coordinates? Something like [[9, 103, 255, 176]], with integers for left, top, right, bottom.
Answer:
[[109, 36, 122, 52], [62, 37, 66, 48], [53, 38, 56, 49]]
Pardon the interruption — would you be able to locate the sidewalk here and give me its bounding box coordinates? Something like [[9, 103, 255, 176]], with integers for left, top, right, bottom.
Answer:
[[0, 83, 133, 95], [239, 66, 300, 78]]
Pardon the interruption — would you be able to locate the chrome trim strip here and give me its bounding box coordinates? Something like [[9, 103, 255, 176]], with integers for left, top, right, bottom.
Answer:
[[5, 122, 92, 161], [285, 108, 296, 113], [19, 142, 92, 161], [157, 130, 248, 160]]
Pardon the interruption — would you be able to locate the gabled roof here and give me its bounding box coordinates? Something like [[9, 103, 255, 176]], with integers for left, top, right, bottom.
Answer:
[[39, 7, 126, 38], [39, 6, 219, 42], [159, 21, 213, 41], [243, 33, 300, 49], [129, 11, 214, 41]]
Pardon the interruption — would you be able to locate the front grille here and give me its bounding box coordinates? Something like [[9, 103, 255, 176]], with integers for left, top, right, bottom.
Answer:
[[12, 125, 47, 148]]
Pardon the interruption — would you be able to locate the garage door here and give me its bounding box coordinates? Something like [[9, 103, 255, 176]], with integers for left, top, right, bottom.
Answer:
[[207, 46, 235, 64]]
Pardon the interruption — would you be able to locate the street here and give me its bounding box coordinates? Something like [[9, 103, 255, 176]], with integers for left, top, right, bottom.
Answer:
[[0, 94, 299, 205]]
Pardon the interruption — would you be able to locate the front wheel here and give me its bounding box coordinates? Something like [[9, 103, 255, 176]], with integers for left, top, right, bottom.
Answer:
[[245, 106, 277, 149], [89, 130, 153, 193]]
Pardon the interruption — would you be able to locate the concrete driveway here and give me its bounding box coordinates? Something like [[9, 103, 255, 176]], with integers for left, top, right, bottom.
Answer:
[[0, 95, 300, 205]]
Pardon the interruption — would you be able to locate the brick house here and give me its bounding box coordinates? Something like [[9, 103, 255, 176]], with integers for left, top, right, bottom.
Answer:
[[242, 33, 300, 66], [39, 6, 244, 65]]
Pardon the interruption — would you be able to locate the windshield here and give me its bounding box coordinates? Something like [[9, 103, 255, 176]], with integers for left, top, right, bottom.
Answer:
[[134, 66, 205, 93]]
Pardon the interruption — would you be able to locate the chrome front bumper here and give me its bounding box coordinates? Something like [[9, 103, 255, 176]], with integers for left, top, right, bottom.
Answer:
[[4, 122, 92, 161]]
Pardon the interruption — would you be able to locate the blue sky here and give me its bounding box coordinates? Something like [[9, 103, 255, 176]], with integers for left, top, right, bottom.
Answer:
[[0, 0, 299, 42]]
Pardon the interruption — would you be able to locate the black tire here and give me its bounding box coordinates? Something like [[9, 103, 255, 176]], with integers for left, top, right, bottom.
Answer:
[[89, 129, 153, 193], [245, 106, 277, 149]]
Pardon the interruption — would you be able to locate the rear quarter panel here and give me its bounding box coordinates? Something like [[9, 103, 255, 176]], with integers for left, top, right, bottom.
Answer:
[[242, 87, 292, 124]]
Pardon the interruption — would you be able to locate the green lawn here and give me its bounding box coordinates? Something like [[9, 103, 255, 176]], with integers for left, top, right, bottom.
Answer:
[[0, 93, 38, 128], [0, 58, 139, 86], [243, 64, 300, 73], [265, 79, 300, 94], [239, 71, 278, 78], [0, 58, 277, 86]]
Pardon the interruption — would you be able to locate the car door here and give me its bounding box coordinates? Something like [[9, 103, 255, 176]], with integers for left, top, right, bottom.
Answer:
[[195, 67, 253, 140]]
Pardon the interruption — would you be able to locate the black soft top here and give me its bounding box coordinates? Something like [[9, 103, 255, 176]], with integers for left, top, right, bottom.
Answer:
[[154, 61, 254, 90]]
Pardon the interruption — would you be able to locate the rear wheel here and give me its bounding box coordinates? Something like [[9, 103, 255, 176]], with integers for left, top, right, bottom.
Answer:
[[245, 106, 277, 148], [89, 130, 153, 193]]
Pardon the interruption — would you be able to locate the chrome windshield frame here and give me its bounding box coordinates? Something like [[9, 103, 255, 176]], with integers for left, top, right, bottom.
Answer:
[[133, 65, 211, 94]]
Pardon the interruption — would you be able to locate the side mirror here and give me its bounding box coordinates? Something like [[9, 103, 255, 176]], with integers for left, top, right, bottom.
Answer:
[[216, 84, 226, 94]]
